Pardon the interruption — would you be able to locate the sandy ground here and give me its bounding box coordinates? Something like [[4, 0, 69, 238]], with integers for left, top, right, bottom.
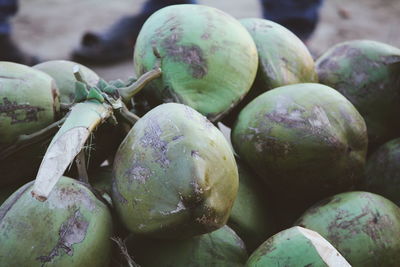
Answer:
[[12, 0, 400, 81]]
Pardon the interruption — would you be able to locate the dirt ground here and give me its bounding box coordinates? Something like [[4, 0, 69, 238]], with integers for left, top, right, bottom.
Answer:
[[13, 0, 400, 81]]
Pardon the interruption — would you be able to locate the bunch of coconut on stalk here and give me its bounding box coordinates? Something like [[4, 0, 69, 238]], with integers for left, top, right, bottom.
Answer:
[[1, 4, 400, 267]]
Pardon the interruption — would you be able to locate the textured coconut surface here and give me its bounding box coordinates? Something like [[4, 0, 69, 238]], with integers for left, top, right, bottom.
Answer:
[[13, 0, 400, 81]]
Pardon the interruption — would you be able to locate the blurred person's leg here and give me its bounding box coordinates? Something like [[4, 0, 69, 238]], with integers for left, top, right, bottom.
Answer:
[[0, 0, 16, 36], [72, 0, 196, 64], [260, 0, 323, 41], [0, 0, 39, 65]]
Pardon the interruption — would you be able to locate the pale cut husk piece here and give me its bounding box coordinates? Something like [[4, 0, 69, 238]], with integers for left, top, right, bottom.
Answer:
[[31, 102, 112, 201]]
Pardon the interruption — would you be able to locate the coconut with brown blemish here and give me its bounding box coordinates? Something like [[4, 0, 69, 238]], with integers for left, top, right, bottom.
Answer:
[[112, 103, 238, 239], [0, 62, 61, 186], [0, 176, 113, 266], [231, 83, 368, 208], [133, 4, 258, 122], [223, 18, 318, 127], [295, 191, 400, 266], [316, 40, 400, 152]]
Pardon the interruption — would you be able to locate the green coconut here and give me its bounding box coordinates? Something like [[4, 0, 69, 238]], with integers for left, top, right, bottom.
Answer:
[[133, 4, 258, 121], [231, 83, 368, 205], [34, 60, 99, 105], [316, 40, 400, 151], [241, 18, 317, 91], [228, 159, 277, 252], [112, 103, 238, 239], [126, 225, 248, 266], [362, 138, 400, 206], [0, 62, 61, 186], [295, 191, 400, 266], [246, 226, 350, 267], [0, 176, 113, 266], [0, 62, 60, 147], [223, 18, 317, 126]]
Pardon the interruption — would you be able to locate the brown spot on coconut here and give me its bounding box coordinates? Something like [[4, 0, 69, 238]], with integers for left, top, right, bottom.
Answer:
[[0, 177, 113, 266], [232, 83, 368, 207], [295, 191, 400, 266], [112, 103, 238, 239], [222, 18, 317, 127], [316, 40, 400, 152], [133, 4, 258, 122]]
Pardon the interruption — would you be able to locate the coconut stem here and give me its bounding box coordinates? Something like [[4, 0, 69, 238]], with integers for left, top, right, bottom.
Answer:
[[118, 103, 140, 126], [118, 67, 162, 104], [73, 65, 87, 85], [0, 117, 66, 160], [118, 46, 162, 103], [75, 150, 89, 184]]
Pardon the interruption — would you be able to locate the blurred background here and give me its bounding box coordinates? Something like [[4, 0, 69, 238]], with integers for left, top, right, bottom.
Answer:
[[12, 0, 400, 80]]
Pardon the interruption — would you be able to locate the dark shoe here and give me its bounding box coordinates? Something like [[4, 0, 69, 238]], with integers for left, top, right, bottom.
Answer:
[[71, 15, 147, 65], [0, 34, 40, 66]]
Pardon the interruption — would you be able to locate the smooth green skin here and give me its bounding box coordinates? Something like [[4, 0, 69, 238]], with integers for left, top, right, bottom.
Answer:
[[232, 83, 368, 204], [112, 103, 238, 239], [246, 226, 347, 267], [228, 160, 277, 252], [362, 138, 400, 206], [34, 60, 99, 105], [133, 4, 258, 121], [0, 61, 60, 146], [295, 191, 400, 266], [316, 40, 400, 151], [127, 225, 248, 267], [0, 176, 113, 266]]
